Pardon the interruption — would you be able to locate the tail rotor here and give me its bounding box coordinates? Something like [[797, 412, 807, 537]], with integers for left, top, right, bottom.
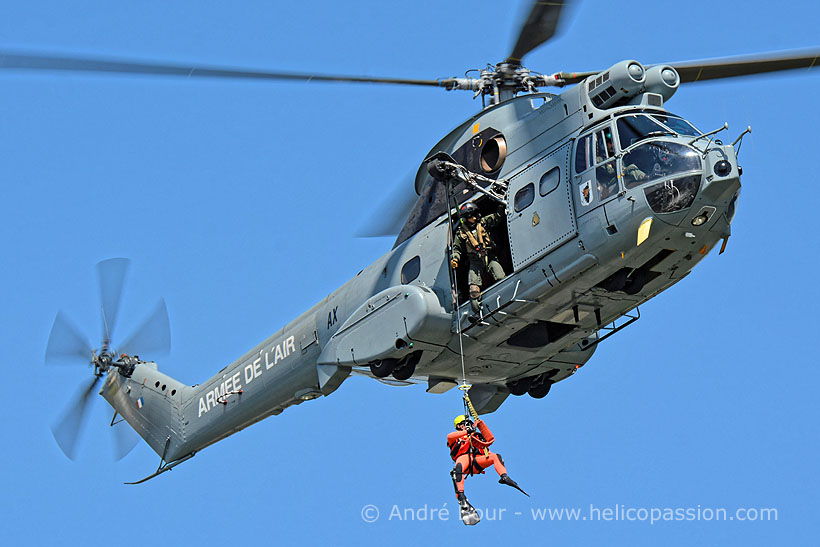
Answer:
[[45, 258, 171, 460]]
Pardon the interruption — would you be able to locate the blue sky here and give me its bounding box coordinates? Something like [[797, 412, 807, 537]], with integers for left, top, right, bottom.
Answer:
[[1, 1, 818, 545]]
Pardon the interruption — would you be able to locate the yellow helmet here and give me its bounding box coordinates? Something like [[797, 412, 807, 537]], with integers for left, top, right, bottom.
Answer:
[[454, 414, 469, 428]]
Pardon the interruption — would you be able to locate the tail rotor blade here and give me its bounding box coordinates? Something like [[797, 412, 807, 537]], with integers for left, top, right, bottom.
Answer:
[[97, 258, 130, 344], [51, 376, 101, 460], [117, 298, 171, 359], [111, 420, 140, 461], [45, 311, 92, 365]]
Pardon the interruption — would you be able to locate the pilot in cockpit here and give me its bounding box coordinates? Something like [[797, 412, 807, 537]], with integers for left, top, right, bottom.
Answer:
[[597, 130, 646, 194]]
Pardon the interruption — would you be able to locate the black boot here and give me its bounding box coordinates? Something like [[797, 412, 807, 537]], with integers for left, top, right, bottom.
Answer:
[[457, 492, 480, 526], [499, 473, 530, 497]]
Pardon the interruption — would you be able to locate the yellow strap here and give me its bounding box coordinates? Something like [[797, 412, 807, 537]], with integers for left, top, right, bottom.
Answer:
[[476, 222, 487, 248], [459, 223, 480, 251], [463, 393, 490, 456]]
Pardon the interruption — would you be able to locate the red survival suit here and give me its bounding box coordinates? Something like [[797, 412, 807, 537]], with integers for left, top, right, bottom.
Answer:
[[447, 419, 508, 495]]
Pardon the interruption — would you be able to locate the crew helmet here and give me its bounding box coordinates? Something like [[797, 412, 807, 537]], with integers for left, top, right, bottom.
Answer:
[[458, 202, 480, 219]]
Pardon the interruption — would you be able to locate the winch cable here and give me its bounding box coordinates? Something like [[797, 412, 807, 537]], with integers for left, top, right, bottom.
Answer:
[[445, 180, 493, 471], [444, 178, 470, 392]]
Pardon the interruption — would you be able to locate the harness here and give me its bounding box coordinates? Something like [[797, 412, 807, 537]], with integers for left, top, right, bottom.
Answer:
[[457, 219, 492, 265], [448, 392, 491, 477]]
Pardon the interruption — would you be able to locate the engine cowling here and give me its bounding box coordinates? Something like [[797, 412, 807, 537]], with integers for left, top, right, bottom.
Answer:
[[584, 60, 646, 110], [643, 65, 679, 102]]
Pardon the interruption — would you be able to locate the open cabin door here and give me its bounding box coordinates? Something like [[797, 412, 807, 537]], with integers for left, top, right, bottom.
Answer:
[[506, 142, 577, 270]]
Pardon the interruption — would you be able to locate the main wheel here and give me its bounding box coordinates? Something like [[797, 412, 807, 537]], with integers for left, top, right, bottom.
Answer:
[[506, 377, 534, 396], [392, 362, 415, 381], [370, 358, 398, 378], [623, 269, 648, 295], [598, 268, 628, 292], [391, 351, 422, 381], [528, 381, 552, 399]]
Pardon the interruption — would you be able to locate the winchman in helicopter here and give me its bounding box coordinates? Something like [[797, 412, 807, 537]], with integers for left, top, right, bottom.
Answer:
[[448, 413, 528, 525], [450, 201, 506, 317]]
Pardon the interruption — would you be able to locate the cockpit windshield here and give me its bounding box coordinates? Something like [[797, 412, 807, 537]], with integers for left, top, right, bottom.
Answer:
[[621, 141, 701, 189], [649, 113, 701, 137], [616, 114, 674, 149]]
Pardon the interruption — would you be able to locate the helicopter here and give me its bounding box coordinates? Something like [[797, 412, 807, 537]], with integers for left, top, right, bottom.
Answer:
[[25, 1, 818, 483]]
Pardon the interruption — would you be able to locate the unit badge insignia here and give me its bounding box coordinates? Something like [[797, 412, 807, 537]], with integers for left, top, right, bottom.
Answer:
[[580, 180, 592, 206]]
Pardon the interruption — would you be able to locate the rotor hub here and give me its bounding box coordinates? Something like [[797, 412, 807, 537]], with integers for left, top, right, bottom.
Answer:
[[94, 350, 113, 376], [440, 63, 566, 106]]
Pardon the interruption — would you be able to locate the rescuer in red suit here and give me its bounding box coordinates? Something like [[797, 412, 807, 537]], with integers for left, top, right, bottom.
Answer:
[[448, 414, 528, 512]]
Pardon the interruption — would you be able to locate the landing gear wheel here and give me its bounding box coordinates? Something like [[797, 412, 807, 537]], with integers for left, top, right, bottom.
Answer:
[[623, 269, 648, 295], [507, 376, 534, 396], [528, 380, 552, 399], [392, 361, 415, 381], [370, 358, 397, 378], [391, 351, 422, 381], [599, 268, 628, 292]]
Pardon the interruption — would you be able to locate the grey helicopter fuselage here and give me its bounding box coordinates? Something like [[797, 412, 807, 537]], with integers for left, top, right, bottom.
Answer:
[[101, 59, 741, 469]]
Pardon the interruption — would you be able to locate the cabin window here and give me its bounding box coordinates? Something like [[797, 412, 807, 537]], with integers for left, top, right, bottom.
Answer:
[[514, 183, 535, 212], [401, 255, 421, 284], [539, 167, 560, 196]]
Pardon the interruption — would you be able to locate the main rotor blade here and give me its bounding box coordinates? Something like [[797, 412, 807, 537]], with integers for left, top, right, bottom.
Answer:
[[116, 298, 171, 359], [45, 311, 91, 365], [548, 48, 819, 88], [51, 376, 101, 460], [355, 177, 418, 238], [97, 258, 130, 345], [668, 49, 820, 83], [0, 51, 442, 88], [507, 0, 569, 64]]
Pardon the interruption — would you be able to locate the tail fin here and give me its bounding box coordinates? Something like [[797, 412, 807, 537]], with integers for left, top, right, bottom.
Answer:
[[100, 361, 191, 462]]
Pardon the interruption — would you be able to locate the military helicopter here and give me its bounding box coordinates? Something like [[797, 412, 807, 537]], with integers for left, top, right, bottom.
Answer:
[[25, 1, 818, 483]]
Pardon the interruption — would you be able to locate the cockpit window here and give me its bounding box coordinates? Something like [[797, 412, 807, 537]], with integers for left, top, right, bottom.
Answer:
[[650, 114, 701, 137], [621, 141, 702, 189], [595, 127, 616, 162], [576, 125, 616, 175], [575, 134, 592, 173], [616, 114, 674, 150]]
